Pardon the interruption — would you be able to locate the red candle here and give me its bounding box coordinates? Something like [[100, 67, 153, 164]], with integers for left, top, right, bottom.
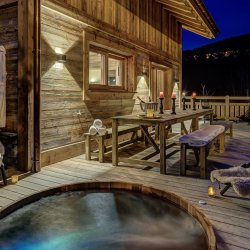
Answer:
[[159, 92, 164, 98], [171, 92, 177, 99], [192, 92, 197, 98]]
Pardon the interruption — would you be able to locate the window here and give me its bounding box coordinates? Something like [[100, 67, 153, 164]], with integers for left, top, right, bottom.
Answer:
[[89, 51, 103, 85], [108, 57, 123, 86], [89, 46, 125, 89]]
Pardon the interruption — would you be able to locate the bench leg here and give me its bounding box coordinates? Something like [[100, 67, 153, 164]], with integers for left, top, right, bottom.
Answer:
[[85, 135, 91, 160], [98, 136, 105, 163], [180, 144, 187, 176], [112, 119, 118, 166], [199, 146, 206, 179], [219, 133, 225, 153], [220, 183, 231, 196], [230, 125, 233, 138], [1, 165, 7, 185]]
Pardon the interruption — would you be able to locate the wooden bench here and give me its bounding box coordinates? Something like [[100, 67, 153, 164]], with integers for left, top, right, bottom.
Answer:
[[179, 125, 225, 179], [211, 120, 233, 138], [84, 124, 141, 163]]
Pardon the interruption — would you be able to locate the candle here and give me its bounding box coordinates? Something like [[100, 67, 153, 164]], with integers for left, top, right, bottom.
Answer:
[[159, 92, 164, 99], [146, 108, 154, 118], [171, 92, 177, 99], [192, 92, 197, 98], [11, 175, 18, 184], [207, 186, 216, 197]]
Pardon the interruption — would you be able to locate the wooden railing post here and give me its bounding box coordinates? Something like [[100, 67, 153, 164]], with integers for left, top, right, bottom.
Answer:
[[191, 98, 194, 110], [225, 95, 230, 120]]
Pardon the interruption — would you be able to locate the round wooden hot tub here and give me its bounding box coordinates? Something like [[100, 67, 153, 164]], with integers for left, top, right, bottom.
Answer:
[[0, 182, 216, 250]]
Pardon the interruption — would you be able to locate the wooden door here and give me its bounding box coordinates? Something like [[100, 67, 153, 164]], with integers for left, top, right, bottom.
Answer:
[[150, 64, 169, 108]]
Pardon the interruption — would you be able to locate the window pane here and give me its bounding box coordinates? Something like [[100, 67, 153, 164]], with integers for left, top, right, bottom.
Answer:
[[89, 51, 102, 85], [108, 57, 123, 86]]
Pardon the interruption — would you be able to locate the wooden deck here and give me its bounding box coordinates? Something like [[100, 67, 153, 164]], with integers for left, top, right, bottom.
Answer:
[[0, 122, 250, 249]]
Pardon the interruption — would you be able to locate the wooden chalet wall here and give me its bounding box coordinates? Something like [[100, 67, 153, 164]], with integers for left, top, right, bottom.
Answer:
[[0, 0, 39, 172], [54, 0, 181, 62], [40, 0, 182, 166], [0, 5, 18, 132]]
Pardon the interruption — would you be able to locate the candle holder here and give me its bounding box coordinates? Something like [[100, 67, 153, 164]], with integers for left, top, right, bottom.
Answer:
[[182, 97, 186, 110], [208, 186, 216, 197], [11, 175, 18, 184], [171, 98, 176, 115], [159, 98, 164, 114], [192, 97, 196, 111]]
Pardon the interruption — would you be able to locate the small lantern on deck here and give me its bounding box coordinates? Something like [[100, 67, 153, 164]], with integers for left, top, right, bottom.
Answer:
[[11, 175, 18, 184], [207, 186, 216, 197]]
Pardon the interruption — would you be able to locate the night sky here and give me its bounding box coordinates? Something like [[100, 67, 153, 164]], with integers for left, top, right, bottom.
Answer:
[[182, 0, 250, 51]]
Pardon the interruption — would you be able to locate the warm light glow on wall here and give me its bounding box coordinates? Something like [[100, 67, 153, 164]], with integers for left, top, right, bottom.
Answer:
[[55, 47, 63, 54], [42, 5, 89, 26], [53, 62, 64, 69]]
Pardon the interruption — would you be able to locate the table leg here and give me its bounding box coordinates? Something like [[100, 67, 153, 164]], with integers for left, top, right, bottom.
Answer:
[[112, 119, 118, 166], [140, 125, 159, 152], [181, 122, 188, 135], [191, 117, 199, 132], [159, 123, 166, 174]]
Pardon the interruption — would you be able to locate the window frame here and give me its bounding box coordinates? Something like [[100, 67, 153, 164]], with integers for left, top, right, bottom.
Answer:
[[83, 31, 137, 100], [88, 45, 127, 91]]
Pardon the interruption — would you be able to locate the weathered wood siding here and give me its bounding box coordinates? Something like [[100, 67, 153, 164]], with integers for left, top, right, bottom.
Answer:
[[41, 6, 136, 152], [0, 5, 18, 132], [41, 0, 182, 166], [50, 0, 181, 62]]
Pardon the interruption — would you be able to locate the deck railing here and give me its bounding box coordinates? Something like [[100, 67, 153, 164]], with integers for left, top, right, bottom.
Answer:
[[185, 96, 250, 120]]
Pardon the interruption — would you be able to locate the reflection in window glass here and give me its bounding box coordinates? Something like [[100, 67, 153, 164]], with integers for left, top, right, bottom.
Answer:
[[89, 51, 102, 85], [108, 58, 122, 86]]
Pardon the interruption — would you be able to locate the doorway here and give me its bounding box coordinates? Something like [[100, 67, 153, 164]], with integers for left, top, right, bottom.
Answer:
[[150, 63, 172, 109]]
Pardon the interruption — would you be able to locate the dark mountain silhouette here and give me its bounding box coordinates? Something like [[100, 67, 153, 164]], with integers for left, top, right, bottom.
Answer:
[[183, 34, 250, 96]]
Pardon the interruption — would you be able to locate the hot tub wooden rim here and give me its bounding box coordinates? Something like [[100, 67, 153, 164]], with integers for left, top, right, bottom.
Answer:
[[0, 181, 216, 250]]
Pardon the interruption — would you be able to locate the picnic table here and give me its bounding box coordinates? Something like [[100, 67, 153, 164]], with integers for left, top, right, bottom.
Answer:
[[112, 109, 213, 174]]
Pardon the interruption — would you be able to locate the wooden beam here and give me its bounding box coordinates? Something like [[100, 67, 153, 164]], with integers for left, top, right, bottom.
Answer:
[[34, 0, 41, 172], [41, 142, 85, 167], [0, 0, 17, 8], [187, 0, 218, 37], [162, 5, 196, 20], [157, 0, 191, 13], [18, 0, 35, 172], [157, 0, 215, 38], [182, 25, 211, 38]]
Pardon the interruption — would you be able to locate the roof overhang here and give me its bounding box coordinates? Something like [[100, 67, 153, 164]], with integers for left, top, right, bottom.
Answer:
[[157, 0, 219, 38]]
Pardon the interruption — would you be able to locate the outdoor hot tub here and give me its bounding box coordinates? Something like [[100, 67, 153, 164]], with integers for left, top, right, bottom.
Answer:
[[0, 182, 215, 250]]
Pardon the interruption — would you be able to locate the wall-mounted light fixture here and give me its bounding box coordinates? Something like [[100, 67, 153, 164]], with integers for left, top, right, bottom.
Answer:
[[56, 54, 66, 63]]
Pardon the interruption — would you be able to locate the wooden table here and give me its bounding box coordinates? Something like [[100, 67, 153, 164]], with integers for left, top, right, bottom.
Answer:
[[112, 109, 213, 174]]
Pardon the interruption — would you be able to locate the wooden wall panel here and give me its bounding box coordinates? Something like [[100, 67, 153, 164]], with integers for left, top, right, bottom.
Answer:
[[41, 6, 137, 151], [60, 0, 181, 62], [41, 6, 84, 151], [40, 0, 183, 166], [0, 5, 18, 132]]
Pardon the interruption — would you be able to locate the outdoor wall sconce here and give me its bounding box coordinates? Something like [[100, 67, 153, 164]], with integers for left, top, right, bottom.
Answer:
[[56, 54, 66, 63]]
